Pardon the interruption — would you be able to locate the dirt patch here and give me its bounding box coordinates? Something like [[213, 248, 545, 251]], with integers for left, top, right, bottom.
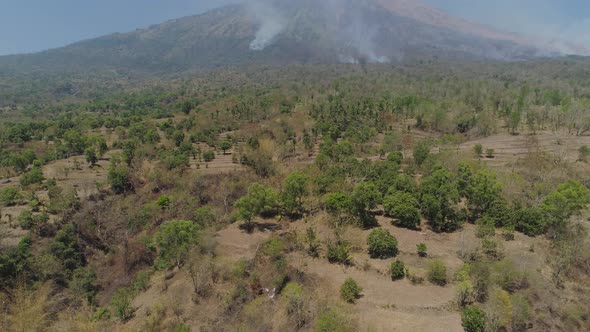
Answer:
[[458, 131, 590, 167], [214, 222, 273, 261], [189, 150, 246, 175]]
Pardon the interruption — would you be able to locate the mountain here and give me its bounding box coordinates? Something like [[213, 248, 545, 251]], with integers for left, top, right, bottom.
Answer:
[[0, 0, 585, 74]]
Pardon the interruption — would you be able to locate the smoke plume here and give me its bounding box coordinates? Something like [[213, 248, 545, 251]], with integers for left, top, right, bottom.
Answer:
[[246, 0, 390, 63], [247, 0, 286, 51]]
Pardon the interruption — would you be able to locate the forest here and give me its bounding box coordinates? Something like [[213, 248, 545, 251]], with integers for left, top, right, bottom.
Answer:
[[1, 58, 590, 331]]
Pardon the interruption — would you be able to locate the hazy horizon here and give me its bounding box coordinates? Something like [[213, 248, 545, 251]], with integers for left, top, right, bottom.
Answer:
[[0, 0, 588, 56]]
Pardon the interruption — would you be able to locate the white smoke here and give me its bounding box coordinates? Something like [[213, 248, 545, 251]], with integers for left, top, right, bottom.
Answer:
[[343, 10, 390, 63], [247, 0, 286, 51], [245, 0, 391, 62]]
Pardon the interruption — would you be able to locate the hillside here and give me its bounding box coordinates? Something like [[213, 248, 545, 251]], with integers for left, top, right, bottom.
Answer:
[[0, 0, 575, 74]]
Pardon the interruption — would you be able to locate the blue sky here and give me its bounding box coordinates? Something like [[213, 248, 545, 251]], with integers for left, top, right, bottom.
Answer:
[[0, 0, 588, 55]]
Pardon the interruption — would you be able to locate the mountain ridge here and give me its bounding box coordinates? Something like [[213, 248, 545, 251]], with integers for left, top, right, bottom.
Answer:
[[0, 0, 586, 75]]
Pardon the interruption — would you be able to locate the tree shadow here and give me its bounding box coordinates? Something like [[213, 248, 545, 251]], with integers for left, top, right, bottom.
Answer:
[[240, 222, 282, 233]]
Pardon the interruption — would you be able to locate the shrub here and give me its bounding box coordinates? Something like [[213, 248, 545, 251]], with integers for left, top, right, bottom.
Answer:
[[390, 260, 406, 280], [111, 288, 134, 321], [193, 206, 216, 226], [304, 227, 321, 258], [92, 307, 111, 321], [408, 271, 425, 284], [20, 167, 44, 187], [457, 280, 475, 307], [262, 237, 284, 260], [171, 323, 191, 332], [579, 145, 590, 161], [367, 229, 398, 259], [416, 243, 427, 257], [427, 260, 448, 286], [473, 144, 483, 157], [282, 282, 308, 328], [156, 195, 170, 209], [387, 151, 403, 164], [502, 225, 515, 241], [131, 270, 153, 294], [18, 210, 49, 230], [462, 305, 486, 332], [413, 141, 430, 166], [485, 149, 495, 158], [0, 187, 22, 206], [108, 165, 133, 194], [315, 308, 352, 332], [70, 267, 98, 304], [482, 237, 503, 260], [327, 242, 351, 265], [475, 216, 496, 238], [340, 278, 362, 303], [513, 207, 546, 236]]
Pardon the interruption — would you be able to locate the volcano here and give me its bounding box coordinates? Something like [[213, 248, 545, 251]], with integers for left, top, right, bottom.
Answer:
[[0, 0, 585, 74]]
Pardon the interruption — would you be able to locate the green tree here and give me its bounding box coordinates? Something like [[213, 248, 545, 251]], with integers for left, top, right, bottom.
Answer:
[[509, 110, 521, 135], [202, 150, 215, 162], [303, 130, 314, 156], [154, 220, 199, 268], [473, 144, 483, 157], [234, 183, 279, 230], [51, 224, 84, 274], [324, 192, 353, 226], [420, 166, 461, 232], [281, 171, 308, 217], [63, 129, 88, 155], [84, 148, 98, 166], [351, 182, 382, 227], [367, 228, 398, 259], [513, 208, 543, 236], [172, 130, 185, 147], [541, 180, 590, 232], [220, 141, 232, 155], [383, 192, 421, 229], [340, 278, 362, 303], [467, 170, 503, 218], [457, 162, 474, 196], [413, 141, 430, 166], [108, 165, 133, 194], [390, 173, 418, 195]]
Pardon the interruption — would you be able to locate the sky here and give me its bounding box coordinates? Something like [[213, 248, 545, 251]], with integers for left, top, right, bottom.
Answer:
[[0, 0, 588, 56]]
